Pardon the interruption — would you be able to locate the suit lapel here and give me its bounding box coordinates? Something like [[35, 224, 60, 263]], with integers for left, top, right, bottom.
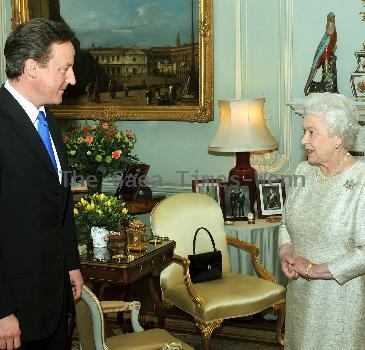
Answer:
[[47, 112, 69, 178], [0, 86, 59, 180]]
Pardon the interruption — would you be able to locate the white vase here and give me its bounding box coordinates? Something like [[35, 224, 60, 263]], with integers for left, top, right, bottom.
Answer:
[[93, 247, 110, 261], [90, 226, 109, 248]]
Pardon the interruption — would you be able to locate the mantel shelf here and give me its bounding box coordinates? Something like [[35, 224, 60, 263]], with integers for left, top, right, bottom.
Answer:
[[287, 98, 365, 123]]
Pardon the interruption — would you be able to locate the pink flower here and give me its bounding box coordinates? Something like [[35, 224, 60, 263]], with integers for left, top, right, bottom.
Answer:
[[126, 130, 134, 138], [102, 122, 109, 129], [85, 136, 94, 143], [112, 150, 121, 159], [63, 135, 69, 143]]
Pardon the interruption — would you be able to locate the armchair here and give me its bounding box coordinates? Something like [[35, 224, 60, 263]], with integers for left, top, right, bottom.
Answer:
[[75, 285, 195, 350], [150, 193, 286, 350]]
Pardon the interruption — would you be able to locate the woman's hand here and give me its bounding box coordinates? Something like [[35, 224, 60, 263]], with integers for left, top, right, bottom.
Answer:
[[291, 256, 312, 278], [279, 244, 299, 280]]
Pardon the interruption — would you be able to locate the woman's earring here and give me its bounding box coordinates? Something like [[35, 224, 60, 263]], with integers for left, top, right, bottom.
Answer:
[[335, 144, 339, 149]]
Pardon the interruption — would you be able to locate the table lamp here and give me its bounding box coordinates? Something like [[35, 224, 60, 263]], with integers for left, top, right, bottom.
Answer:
[[208, 98, 278, 203]]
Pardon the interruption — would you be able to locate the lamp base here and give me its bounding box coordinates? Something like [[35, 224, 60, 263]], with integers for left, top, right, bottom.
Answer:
[[228, 152, 256, 216]]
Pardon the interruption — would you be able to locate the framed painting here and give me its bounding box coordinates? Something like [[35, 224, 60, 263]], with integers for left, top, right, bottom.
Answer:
[[11, 0, 213, 122], [115, 163, 150, 201], [256, 179, 286, 219], [221, 183, 254, 222], [192, 179, 224, 207]]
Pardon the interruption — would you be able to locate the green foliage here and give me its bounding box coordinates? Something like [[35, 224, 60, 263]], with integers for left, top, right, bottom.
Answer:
[[63, 121, 138, 177], [74, 193, 134, 231]]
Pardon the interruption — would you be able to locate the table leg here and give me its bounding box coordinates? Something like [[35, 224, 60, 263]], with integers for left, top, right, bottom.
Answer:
[[146, 273, 165, 328]]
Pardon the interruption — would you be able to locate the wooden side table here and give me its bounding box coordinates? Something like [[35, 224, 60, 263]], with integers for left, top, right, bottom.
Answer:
[[80, 240, 175, 327]]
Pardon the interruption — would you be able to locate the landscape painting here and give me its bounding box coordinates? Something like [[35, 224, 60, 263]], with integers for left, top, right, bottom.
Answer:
[[14, 0, 213, 121]]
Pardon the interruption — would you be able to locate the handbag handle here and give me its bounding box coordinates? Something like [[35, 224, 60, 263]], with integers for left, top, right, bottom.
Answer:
[[192, 227, 217, 254]]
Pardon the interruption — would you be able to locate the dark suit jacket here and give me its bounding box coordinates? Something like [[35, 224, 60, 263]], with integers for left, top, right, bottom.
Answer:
[[0, 86, 80, 341]]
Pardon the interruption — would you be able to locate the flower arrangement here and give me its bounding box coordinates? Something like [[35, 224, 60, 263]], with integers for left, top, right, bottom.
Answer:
[[63, 120, 138, 178], [74, 193, 134, 232]]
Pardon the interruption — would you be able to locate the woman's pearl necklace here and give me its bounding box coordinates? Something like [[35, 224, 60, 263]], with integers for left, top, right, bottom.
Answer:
[[315, 152, 350, 184]]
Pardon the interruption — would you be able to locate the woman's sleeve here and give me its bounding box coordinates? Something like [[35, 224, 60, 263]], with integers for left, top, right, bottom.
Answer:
[[328, 183, 365, 285], [278, 201, 292, 246], [278, 162, 307, 247]]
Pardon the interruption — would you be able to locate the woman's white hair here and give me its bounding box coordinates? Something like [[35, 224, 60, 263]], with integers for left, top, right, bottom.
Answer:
[[303, 92, 360, 150]]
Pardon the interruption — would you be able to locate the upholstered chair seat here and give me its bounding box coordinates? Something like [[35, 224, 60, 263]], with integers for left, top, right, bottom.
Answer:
[[76, 285, 194, 350], [162, 272, 284, 322], [151, 192, 286, 350]]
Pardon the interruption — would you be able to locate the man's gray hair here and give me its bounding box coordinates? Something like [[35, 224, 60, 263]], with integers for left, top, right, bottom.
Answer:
[[303, 93, 360, 150]]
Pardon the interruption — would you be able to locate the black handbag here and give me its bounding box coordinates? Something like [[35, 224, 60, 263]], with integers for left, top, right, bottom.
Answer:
[[188, 227, 222, 284]]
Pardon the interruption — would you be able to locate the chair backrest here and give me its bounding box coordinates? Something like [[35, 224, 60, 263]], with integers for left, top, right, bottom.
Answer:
[[151, 192, 231, 292], [75, 285, 108, 350]]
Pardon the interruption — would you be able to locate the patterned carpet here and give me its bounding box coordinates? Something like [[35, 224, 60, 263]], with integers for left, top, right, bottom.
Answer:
[[72, 312, 281, 350]]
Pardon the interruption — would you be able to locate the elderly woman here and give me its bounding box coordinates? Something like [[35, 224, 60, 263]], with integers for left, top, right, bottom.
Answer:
[[279, 93, 365, 349]]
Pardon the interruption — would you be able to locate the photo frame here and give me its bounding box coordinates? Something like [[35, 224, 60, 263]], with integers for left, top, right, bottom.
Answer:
[[256, 180, 286, 219], [11, 0, 213, 122], [192, 179, 224, 207], [221, 183, 254, 221], [115, 163, 150, 201]]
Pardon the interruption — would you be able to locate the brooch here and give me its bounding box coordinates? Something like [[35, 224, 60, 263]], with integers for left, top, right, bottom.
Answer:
[[343, 179, 356, 190]]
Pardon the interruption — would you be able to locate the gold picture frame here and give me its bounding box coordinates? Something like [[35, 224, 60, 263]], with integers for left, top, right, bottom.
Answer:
[[11, 0, 213, 122]]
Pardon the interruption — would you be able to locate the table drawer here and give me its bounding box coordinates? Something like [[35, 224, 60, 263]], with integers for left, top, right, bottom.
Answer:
[[81, 266, 123, 283]]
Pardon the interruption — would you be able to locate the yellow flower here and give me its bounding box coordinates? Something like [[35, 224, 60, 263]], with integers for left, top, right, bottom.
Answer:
[[106, 200, 111, 207], [122, 208, 128, 214], [99, 193, 106, 200], [73, 208, 79, 215], [86, 204, 92, 211], [97, 210, 102, 215], [80, 198, 87, 205]]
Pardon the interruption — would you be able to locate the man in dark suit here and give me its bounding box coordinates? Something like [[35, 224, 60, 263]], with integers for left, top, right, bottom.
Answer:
[[0, 18, 83, 349]]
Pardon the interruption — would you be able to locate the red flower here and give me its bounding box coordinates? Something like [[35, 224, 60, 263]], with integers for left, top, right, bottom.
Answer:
[[126, 130, 134, 138], [82, 125, 91, 135], [112, 150, 121, 159], [102, 122, 109, 129], [63, 135, 69, 143], [85, 136, 94, 143]]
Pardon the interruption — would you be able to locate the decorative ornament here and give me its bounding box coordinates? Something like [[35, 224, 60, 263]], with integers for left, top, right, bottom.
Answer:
[[343, 179, 356, 190], [350, 1, 365, 100]]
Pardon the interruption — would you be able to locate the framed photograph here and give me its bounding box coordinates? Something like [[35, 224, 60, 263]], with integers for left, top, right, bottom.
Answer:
[[115, 163, 150, 201], [256, 180, 286, 219], [192, 179, 224, 206], [12, 0, 213, 122], [221, 183, 253, 221]]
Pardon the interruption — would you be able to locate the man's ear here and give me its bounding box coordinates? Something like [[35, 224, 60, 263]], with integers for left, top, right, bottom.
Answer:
[[23, 59, 38, 79]]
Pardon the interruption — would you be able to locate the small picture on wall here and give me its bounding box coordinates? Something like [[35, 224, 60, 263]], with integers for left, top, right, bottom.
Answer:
[[256, 180, 285, 218], [192, 179, 224, 206], [221, 184, 251, 221]]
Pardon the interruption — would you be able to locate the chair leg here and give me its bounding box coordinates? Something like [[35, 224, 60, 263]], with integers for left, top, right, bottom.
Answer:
[[272, 300, 285, 347], [196, 319, 223, 350]]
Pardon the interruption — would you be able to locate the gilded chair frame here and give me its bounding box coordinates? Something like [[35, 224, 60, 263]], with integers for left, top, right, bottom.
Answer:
[[164, 236, 285, 350]]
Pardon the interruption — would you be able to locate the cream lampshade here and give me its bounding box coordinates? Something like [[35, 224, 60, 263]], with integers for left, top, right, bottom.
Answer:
[[208, 98, 278, 209]]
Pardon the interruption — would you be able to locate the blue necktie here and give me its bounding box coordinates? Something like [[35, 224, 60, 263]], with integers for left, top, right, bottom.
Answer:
[[37, 111, 57, 171]]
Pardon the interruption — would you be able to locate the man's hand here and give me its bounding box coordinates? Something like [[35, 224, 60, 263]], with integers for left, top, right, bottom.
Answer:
[[69, 269, 83, 300], [0, 314, 21, 350]]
